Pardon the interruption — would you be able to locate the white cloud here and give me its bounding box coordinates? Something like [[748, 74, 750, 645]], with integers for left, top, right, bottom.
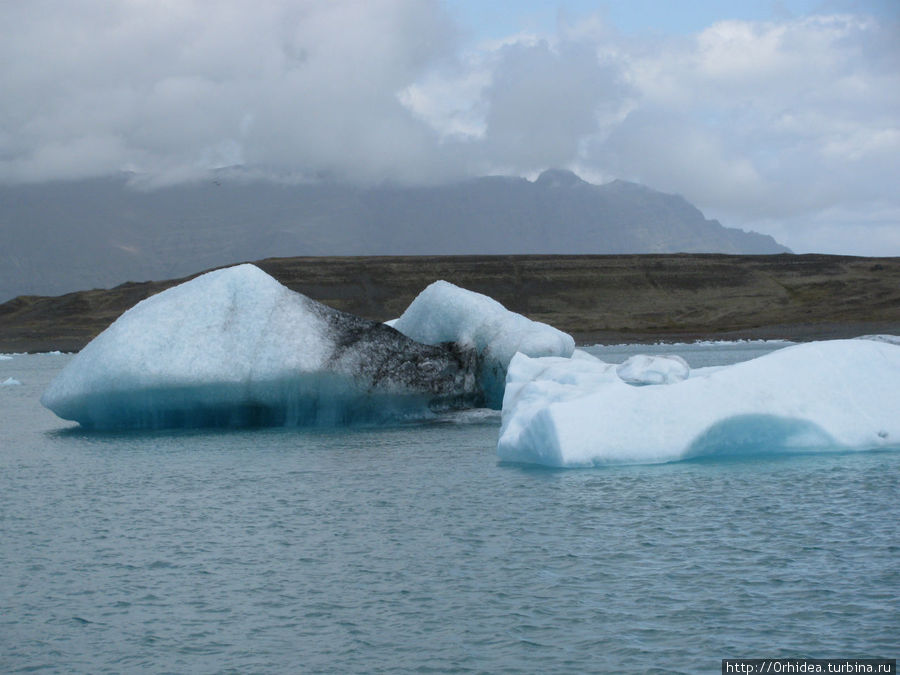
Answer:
[[398, 65, 491, 141], [400, 10, 899, 253], [580, 12, 900, 251], [0, 0, 459, 184], [0, 1, 897, 252], [479, 39, 627, 172]]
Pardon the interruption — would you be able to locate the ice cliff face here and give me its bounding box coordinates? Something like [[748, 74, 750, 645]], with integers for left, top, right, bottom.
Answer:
[[41, 265, 480, 429]]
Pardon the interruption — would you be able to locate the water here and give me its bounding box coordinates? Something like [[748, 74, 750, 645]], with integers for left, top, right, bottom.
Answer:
[[2, 347, 898, 673], [583, 339, 798, 368]]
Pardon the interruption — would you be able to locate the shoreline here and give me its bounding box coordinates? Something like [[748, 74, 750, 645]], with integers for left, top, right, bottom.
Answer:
[[4, 332, 898, 358], [2, 253, 899, 353], [571, 321, 900, 346]]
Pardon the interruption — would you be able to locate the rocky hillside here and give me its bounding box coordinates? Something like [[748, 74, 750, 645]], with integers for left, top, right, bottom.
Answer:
[[2, 253, 897, 353]]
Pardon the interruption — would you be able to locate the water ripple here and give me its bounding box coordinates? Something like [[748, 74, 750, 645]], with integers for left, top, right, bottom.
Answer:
[[3, 354, 899, 672]]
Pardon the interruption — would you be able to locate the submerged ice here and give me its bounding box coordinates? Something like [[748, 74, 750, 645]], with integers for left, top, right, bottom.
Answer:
[[498, 340, 900, 467], [41, 265, 481, 429]]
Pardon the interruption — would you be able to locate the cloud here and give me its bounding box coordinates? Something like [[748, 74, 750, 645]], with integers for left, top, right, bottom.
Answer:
[[0, 0, 458, 185], [478, 39, 627, 173], [582, 13, 900, 252], [0, 1, 897, 252], [407, 11, 899, 244]]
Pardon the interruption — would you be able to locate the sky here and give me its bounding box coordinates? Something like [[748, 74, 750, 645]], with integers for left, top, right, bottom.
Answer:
[[1, 1, 898, 255]]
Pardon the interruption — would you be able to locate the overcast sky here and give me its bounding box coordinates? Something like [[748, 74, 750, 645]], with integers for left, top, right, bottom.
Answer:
[[2, 1, 898, 255]]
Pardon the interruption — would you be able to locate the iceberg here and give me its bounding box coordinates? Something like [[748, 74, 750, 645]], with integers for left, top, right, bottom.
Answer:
[[41, 265, 480, 429], [391, 281, 575, 407], [498, 340, 900, 467], [2, 377, 22, 386]]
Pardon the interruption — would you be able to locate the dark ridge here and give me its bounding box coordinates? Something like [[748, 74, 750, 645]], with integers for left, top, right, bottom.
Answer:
[[0, 172, 789, 303], [1, 253, 898, 353]]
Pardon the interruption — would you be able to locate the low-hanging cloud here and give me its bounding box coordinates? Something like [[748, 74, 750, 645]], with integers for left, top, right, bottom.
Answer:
[[0, 0, 460, 185], [479, 39, 626, 173], [1, 1, 898, 253]]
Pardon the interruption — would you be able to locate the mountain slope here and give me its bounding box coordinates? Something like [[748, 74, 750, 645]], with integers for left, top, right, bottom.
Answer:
[[0, 169, 788, 301]]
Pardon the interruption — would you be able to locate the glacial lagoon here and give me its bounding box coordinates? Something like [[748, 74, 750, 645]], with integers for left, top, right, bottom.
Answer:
[[2, 344, 898, 673]]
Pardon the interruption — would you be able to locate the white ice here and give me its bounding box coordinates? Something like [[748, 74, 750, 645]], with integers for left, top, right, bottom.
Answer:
[[41, 265, 469, 429], [391, 280, 575, 407], [498, 340, 900, 467], [2, 377, 22, 386], [616, 354, 689, 385]]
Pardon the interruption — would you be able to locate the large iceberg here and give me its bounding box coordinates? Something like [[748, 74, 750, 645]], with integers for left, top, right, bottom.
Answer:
[[42, 265, 480, 429], [498, 340, 900, 467], [391, 281, 575, 407]]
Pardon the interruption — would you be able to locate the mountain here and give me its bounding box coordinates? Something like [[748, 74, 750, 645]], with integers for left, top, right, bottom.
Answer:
[[0, 169, 788, 302]]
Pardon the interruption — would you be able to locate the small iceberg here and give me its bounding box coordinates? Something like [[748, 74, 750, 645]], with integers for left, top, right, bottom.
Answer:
[[391, 280, 574, 407], [616, 354, 689, 386], [497, 340, 900, 467], [2, 377, 22, 386], [41, 265, 483, 429]]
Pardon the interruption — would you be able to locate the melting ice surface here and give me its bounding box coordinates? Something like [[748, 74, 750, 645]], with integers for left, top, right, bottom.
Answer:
[[498, 340, 900, 467], [41, 265, 485, 429], [391, 280, 575, 407]]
